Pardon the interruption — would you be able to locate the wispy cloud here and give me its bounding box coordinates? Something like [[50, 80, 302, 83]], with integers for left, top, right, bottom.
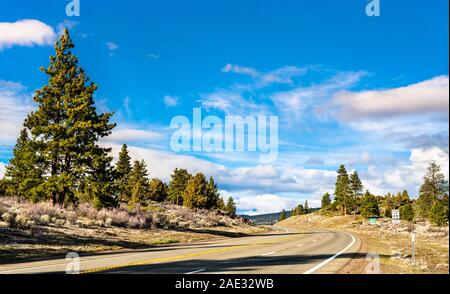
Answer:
[[123, 96, 132, 117], [56, 20, 78, 36], [0, 80, 34, 145], [0, 19, 56, 50], [105, 42, 119, 56], [221, 63, 307, 87], [163, 95, 178, 107], [271, 71, 367, 123], [147, 53, 160, 59], [332, 75, 449, 120]]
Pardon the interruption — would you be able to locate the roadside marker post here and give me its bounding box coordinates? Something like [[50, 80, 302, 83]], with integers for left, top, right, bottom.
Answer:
[[411, 232, 416, 266], [391, 209, 400, 236]]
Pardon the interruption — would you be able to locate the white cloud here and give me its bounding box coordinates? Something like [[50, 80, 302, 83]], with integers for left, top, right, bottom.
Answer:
[[0, 19, 56, 50], [0, 80, 34, 145], [222, 63, 259, 77], [0, 162, 6, 179], [105, 42, 119, 56], [123, 96, 132, 116], [102, 128, 162, 144], [221, 63, 307, 87], [199, 89, 266, 116], [234, 194, 300, 215], [363, 146, 449, 196], [333, 75, 449, 120], [163, 95, 178, 107], [147, 53, 160, 59], [105, 42, 118, 51], [270, 71, 367, 124], [56, 20, 78, 35]]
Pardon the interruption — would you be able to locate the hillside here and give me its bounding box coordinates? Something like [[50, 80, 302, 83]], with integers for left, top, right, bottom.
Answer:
[[243, 208, 320, 225], [242, 211, 291, 225], [277, 212, 449, 274], [0, 197, 265, 264]]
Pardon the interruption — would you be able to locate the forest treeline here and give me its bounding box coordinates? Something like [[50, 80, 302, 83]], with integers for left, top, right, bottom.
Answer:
[[285, 163, 449, 226], [0, 29, 236, 216]]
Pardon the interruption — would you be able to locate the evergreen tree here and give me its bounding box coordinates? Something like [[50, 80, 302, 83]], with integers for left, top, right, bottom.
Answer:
[[115, 144, 132, 202], [349, 171, 363, 214], [24, 29, 115, 206], [321, 192, 331, 210], [304, 200, 309, 214], [429, 201, 449, 226], [225, 197, 236, 216], [290, 207, 296, 216], [0, 178, 6, 196], [81, 152, 117, 208], [279, 209, 287, 221], [416, 163, 449, 220], [382, 192, 394, 217], [217, 196, 226, 211], [400, 203, 414, 222], [206, 176, 221, 209], [183, 173, 208, 209], [297, 204, 304, 215], [128, 160, 149, 205], [168, 168, 191, 205], [334, 164, 350, 215], [148, 178, 167, 202], [360, 190, 380, 217], [5, 128, 44, 201]]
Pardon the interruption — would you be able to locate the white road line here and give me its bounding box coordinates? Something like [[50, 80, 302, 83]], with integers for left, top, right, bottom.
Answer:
[[184, 269, 206, 274], [261, 252, 276, 256], [296, 244, 304, 247], [303, 231, 356, 274]]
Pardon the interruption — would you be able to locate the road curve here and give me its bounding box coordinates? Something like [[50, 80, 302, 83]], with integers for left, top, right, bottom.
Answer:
[[0, 227, 360, 274]]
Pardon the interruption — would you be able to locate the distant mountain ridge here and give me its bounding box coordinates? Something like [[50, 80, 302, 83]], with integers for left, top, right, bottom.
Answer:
[[241, 208, 320, 225]]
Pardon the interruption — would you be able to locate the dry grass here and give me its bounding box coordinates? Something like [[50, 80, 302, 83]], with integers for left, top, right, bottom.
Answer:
[[277, 213, 449, 274], [0, 197, 265, 264]]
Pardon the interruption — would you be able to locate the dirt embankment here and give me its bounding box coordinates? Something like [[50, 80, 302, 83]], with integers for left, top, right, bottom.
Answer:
[[276, 213, 449, 274]]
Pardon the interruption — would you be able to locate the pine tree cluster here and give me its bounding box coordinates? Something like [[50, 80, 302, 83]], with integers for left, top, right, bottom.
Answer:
[[0, 29, 236, 216], [312, 163, 449, 226]]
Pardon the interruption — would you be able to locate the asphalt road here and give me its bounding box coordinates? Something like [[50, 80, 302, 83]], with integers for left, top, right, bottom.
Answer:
[[0, 227, 360, 274]]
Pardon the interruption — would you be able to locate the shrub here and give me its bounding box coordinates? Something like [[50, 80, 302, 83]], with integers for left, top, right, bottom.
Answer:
[[2, 212, 16, 227]]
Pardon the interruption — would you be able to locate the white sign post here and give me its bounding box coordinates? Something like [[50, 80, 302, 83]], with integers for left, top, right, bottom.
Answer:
[[411, 233, 416, 266], [392, 209, 400, 225], [391, 209, 400, 236]]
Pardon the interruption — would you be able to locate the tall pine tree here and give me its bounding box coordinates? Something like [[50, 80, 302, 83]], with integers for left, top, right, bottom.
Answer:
[[5, 128, 44, 201], [24, 29, 115, 206], [334, 164, 350, 215], [148, 178, 168, 202], [183, 173, 208, 209], [206, 176, 221, 209], [168, 168, 191, 205], [321, 192, 331, 211], [225, 197, 236, 216], [349, 171, 363, 215], [416, 163, 449, 221], [116, 144, 132, 202], [128, 160, 149, 205]]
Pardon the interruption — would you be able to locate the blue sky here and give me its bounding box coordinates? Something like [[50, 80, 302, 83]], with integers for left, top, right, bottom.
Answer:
[[0, 0, 449, 215]]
